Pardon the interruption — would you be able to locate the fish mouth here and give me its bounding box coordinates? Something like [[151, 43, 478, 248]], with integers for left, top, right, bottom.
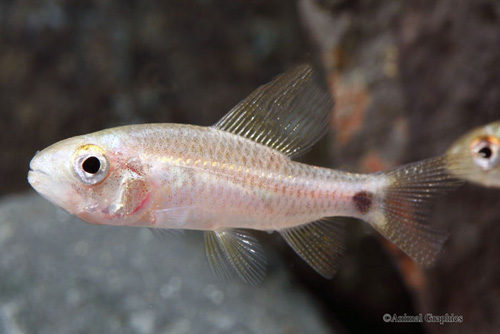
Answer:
[[27, 165, 67, 209], [27, 169, 47, 188], [28, 151, 48, 177], [28, 166, 47, 176], [27, 154, 49, 188]]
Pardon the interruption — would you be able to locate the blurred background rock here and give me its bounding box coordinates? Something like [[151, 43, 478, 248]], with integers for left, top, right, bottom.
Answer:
[[1, 0, 500, 333]]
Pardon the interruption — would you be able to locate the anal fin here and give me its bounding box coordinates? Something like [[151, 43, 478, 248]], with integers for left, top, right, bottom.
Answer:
[[280, 218, 345, 279], [204, 229, 267, 285]]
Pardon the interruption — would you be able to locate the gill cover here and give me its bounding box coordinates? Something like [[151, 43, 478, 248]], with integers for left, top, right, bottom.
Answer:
[[78, 151, 152, 224]]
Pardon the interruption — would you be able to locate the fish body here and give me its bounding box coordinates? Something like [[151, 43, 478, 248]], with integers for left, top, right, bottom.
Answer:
[[28, 65, 461, 283], [30, 123, 384, 230], [446, 120, 500, 188]]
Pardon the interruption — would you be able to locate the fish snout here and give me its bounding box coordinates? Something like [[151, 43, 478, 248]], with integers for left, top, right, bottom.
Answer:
[[27, 150, 55, 189]]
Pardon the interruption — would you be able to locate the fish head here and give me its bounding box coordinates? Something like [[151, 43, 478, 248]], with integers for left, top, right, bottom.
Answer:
[[446, 121, 500, 187], [28, 131, 153, 225]]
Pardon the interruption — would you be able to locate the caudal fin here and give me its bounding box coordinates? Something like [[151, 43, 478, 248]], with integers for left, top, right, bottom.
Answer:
[[369, 156, 463, 266]]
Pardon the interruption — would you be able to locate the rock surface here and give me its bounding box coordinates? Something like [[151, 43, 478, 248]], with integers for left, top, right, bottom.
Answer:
[[0, 193, 334, 334]]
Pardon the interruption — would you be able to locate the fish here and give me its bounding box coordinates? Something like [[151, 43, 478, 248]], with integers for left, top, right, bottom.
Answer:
[[28, 64, 463, 283], [446, 120, 500, 188]]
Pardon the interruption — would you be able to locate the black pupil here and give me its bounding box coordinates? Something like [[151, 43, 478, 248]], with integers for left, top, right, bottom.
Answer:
[[478, 146, 492, 159], [82, 156, 101, 174]]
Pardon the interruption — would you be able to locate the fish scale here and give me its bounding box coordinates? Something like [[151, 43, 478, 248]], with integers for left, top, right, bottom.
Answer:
[[136, 125, 365, 229]]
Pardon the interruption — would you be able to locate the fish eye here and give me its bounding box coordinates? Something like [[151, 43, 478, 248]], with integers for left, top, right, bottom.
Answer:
[[73, 145, 110, 185], [82, 156, 101, 174], [470, 136, 500, 170]]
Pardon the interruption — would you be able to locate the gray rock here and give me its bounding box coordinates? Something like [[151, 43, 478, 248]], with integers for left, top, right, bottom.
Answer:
[[0, 193, 334, 334]]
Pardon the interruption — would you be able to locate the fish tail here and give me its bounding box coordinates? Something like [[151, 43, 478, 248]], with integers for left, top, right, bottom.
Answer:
[[366, 156, 463, 266]]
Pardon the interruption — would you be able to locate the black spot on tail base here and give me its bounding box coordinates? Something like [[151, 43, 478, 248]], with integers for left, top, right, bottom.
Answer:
[[353, 191, 373, 214]]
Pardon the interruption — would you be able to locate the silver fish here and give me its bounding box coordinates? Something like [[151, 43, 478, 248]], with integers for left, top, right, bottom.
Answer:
[[28, 65, 462, 283]]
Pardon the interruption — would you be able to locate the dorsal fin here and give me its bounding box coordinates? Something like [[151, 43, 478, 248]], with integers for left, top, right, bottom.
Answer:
[[213, 64, 333, 158]]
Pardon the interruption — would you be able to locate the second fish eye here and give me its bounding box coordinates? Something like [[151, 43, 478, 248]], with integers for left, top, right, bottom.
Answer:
[[471, 137, 500, 170]]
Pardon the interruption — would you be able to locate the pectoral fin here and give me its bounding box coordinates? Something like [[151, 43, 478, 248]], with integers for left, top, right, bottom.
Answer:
[[204, 229, 267, 284], [152, 206, 195, 227], [280, 218, 345, 279]]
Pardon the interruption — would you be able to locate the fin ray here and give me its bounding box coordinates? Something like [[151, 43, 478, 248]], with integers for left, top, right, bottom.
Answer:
[[213, 64, 333, 158], [370, 156, 462, 266], [204, 229, 267, 284], [152, 206, 194, 226], [280, 218, 345, 279]]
